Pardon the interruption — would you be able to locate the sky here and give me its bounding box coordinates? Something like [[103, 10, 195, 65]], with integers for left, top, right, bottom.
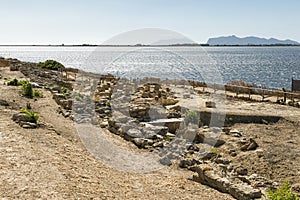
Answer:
[[0, 0, 300, 45]]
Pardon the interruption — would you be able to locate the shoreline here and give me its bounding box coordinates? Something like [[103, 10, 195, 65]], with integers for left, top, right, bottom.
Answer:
[[1, 57, 300, 199]]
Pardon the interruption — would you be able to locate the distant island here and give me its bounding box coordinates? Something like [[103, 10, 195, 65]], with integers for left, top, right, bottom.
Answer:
[[1, 35, 300, 47], [207, 35, 300, 46]]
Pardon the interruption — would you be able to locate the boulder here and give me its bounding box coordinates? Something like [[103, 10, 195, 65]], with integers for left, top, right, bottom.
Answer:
[[12, 113, 30, 123], [132, 138, 154, 148], [206, 101, 216, 108], [240, 138, 258, 151], [191, 164, 262, 200], [124, 128, 143, 141]]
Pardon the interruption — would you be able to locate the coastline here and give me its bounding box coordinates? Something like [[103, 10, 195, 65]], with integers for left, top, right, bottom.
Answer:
[[0, 57, 299, 199]]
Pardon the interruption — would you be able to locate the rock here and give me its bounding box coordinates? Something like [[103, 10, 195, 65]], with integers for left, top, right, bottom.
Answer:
[[152, 141, 164, 148], [202, 152, 219, 160], [192, 164, 261, 200], [133, 138, 154, 148], [206, 101, 216, 108], [143, 123, 169, 136], [147, 118, 184, 134], [183, 93, 191, 99], [234, 166, 248, 176], [0, 100, 9, 106], [166, 132, 176, 139], [100, 121, 109, 128], [159, 153, 178, 166], [240, 138, 258, 151], [229, 150, 237, 157], [22, 122, 38, 129], [12, 113, 30, 123], [229, 129, 243, 137], [10, 64, 19, 71], [124, 128, 143, 141], [179, 158, 201, 168], [165, 104, 181, 112], [159, 98, 179, 106], [215, 157, 231, 165], [256, 149, 264, 158]]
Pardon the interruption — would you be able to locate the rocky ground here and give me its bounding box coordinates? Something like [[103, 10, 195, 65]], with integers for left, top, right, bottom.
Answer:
[[1, 57, 300, 199]]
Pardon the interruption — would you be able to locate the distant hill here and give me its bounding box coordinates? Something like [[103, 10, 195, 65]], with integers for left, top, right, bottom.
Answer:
[[207, 35, 300, 45]]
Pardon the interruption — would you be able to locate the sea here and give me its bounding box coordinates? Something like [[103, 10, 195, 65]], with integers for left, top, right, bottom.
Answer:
[[0, 46, 299, 90]]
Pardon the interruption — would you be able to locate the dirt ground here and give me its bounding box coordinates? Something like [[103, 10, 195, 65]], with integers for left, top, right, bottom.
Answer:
[[1, 65, 300, 199], [0, 67, 235, 199]]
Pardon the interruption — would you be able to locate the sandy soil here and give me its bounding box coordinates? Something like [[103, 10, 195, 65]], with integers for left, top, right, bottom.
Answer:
[[0, 68, 235, 199], [1, 65, 299, 199]]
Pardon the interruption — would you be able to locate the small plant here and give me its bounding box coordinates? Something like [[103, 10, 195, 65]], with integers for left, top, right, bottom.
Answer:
[[18, 80, 29, 86], [106, 100, 111, 106], [210, 148, 220, 155], [185, 110, 200, 126], [20, 108, 40, 123], [21, 81, 33, 98], [26, 102, 32, 110], [61, 87, 68, 94], [166, 134, 172, 142], [267, 181, 299, 200], [7, 78, 19, 86], [37, 60, 65, 71], [33, 89, 43, 98]]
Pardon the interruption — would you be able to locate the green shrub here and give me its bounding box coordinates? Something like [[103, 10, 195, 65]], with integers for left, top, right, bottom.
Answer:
[[267, 181, 299, 200], [61, 87, 68, 94], [20, 108, 40, 123], [185, 110, 200, 125], [18, 80, 29, 86], [21, 82, 33, 98], [7, 78, 19, 86], [37, 60, 65, 71], [33, 90, 43, 98]]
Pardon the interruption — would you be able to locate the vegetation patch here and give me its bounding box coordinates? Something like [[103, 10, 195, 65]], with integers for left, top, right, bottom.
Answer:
[[267, 181, 299, 200], [37, 60, 65, 71], [20, 108, 40, 123]]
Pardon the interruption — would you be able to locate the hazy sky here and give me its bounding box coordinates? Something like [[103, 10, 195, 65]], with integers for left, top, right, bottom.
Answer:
[[0, 0, 299, 44]]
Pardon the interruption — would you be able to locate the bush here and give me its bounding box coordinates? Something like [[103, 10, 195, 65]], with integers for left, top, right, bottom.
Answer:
[[7, 78, 19, 86], [33, 90, 43, 98], [185, 110, 200, 126], [267, 181, 299, 200], [37, 60, 65, 71], [20, 108, 40, 123], [22, 81, 33, 98]]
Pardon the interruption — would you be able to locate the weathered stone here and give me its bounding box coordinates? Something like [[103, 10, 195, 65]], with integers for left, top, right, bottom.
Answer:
[[132, 138, 154, 148], [148, 118, 184, 134], [229, 129, 243, 137], [234, 166, 248, 176], [179, 158, 201, 168], [141, 123, 169, 136], [215, 157, 231, 165], [124, 128, 143, 141], [165, 104, 181, 112], [0, 100, 9, 106], [159, 98, 179, 106], [240, 138, 258, 151], [191, 164, 261, 200], [12, 113, 30, 123], [206, 101, 216, 108]]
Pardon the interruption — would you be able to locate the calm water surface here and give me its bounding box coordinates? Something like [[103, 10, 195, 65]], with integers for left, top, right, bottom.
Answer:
[[0, 46, 299, 89]]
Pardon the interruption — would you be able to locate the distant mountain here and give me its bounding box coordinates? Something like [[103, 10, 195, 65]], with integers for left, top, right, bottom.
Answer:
[[207, 35, 299, 45]]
